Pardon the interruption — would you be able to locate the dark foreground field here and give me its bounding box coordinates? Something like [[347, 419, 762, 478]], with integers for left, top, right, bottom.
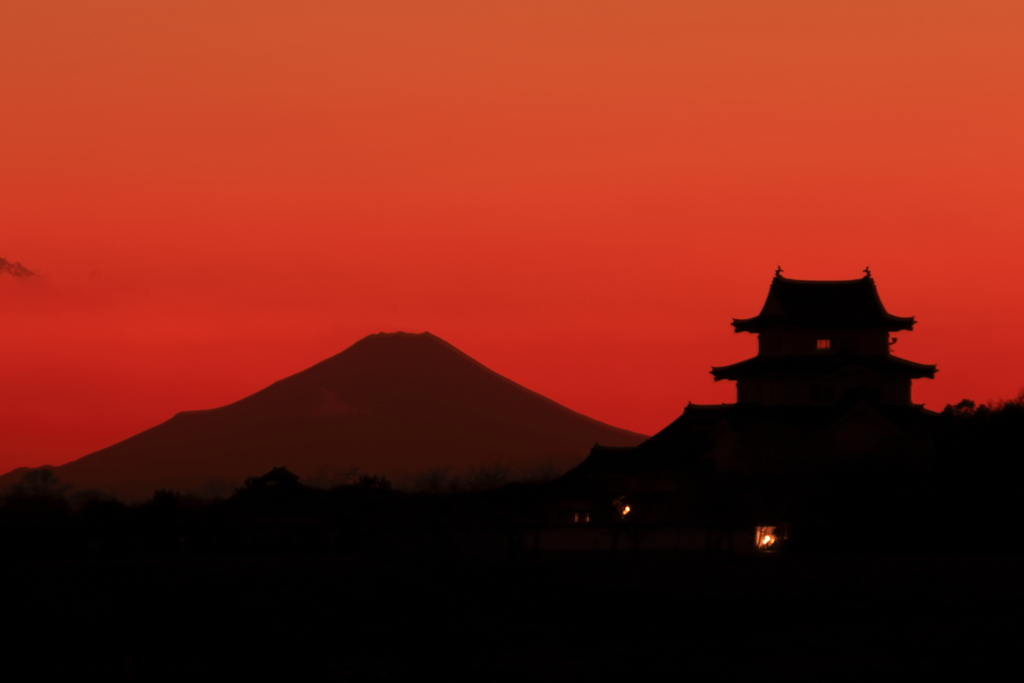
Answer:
[[4, 552, 1021, 681]]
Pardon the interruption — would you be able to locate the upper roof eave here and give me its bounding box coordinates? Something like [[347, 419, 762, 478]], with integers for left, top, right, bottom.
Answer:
[[731, 274, 917, 332], [732, 315, 917, 332]]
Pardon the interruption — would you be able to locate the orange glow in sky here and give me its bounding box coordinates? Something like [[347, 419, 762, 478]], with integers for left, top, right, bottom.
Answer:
[[2, 2, 1023, 472]]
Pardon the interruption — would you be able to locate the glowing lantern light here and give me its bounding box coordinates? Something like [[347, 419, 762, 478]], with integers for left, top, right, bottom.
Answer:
[[622, 505, 631, 516], [755, 526, 778, 550]]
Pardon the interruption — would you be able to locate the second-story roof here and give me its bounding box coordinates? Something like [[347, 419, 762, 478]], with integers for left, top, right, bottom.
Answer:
[[711, 353, 937, 381], [732, 273, 916, 332]]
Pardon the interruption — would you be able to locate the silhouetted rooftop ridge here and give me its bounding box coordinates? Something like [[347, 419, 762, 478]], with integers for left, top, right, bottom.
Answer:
[[733, 272, 916, 332]]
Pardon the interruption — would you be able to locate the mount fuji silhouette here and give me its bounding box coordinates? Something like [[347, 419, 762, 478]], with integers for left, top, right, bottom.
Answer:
[[0, 332, 646, 497]]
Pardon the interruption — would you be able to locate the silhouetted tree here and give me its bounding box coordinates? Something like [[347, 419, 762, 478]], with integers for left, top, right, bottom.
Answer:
[[11, 468, 70, 498], [408, 467, 451, 494], [355, 475, 392, 492], [0, 470, 73, 557]]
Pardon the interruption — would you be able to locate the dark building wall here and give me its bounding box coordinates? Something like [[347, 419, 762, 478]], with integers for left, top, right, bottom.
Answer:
[[743, 326, 913, 405], [737, 372, 911, 406], [757, 328, 891, 357]]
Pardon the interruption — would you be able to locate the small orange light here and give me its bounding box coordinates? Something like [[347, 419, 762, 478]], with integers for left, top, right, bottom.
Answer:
[[622, 505, 631, 516], [755, 526, 778, 550]]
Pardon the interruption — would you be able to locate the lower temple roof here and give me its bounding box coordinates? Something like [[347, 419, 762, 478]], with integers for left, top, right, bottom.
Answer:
[[711, 353, 937, 381]]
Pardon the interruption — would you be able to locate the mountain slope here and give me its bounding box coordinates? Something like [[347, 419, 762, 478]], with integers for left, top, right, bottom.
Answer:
[[1, 332, 646, 497]]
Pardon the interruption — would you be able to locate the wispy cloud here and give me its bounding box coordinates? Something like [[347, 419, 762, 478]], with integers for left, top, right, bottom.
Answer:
[[0, 259, 35, 277]]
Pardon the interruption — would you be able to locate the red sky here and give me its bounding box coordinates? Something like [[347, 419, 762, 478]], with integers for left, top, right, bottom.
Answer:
[[2, 1, 1023, 472]]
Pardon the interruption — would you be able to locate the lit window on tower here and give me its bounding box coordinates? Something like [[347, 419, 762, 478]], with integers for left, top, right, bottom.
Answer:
[[816, 339, 831, 350]]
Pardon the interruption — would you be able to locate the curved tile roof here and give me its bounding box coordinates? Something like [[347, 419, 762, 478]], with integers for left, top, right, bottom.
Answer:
[[732, 274, 916, 332]]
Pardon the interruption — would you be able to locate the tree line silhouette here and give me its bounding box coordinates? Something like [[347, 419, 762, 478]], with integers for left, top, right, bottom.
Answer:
[[2, 393, 1023, 559]]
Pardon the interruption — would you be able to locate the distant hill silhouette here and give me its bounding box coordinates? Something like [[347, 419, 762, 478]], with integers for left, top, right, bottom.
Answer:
[[0, 332, 646, 498]]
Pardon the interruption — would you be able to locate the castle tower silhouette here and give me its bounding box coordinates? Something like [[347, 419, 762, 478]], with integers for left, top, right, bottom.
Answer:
[[711, 271, 936, 406], [544, 270, 944, 551], [561, 270, 941, 485]]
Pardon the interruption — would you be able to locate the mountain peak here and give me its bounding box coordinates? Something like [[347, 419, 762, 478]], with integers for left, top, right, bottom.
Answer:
[[362, 330, 438, 341], [296, 331, 508, 385], [349, 330, 454, 354], [1, 332, 647, 498]]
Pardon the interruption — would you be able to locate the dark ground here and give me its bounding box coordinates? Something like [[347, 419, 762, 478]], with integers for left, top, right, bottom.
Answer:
[[4, 552, 1021, 681]]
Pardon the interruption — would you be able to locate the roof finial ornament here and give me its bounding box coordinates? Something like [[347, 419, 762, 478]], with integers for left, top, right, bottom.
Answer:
[[775, 265, 783, 277], [864, 266, 872, 277]]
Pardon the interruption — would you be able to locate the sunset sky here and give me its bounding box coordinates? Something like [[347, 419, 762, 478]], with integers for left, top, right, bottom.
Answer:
[[2, 1, 1023, 472]]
